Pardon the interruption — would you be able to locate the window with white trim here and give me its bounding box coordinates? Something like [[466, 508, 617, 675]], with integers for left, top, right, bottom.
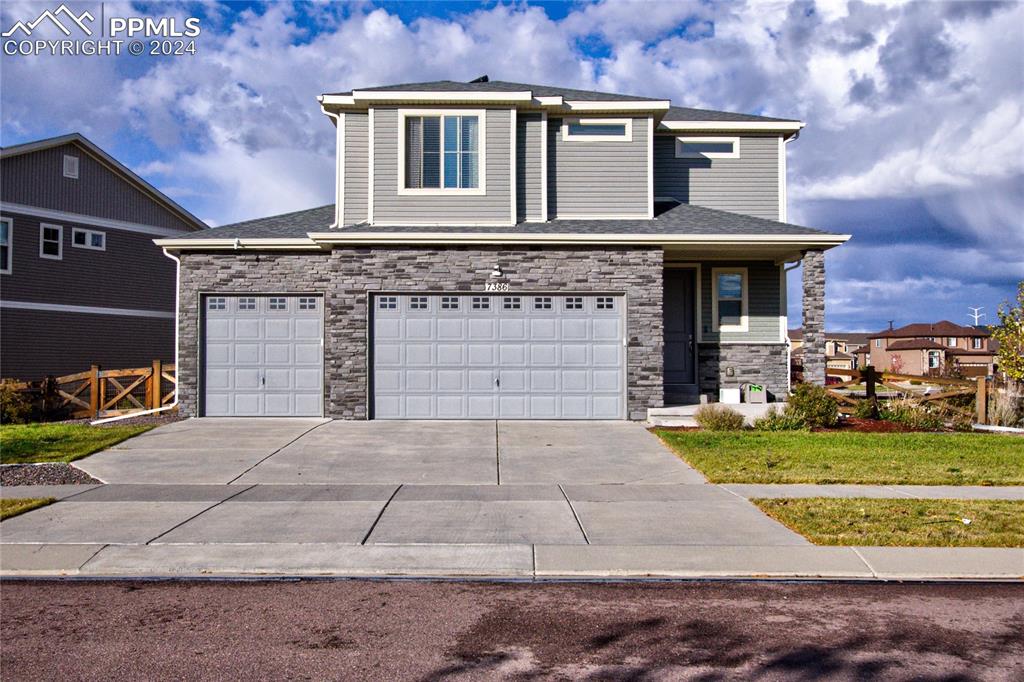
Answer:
[[237, 297, 257, 311], [928, 351, 941, 369], [947, 337, 957, 347], [404, 113, 480, 190], [63, 154, 79, 179], [675, 137, 740, 159], [72, 228, 105, 251], [596, 297, 615, 310], [441, 296, 460, 310], [268, 297, 288, 311], [0, 217, 11, 274], [875, 339, 881, 348], [298, 297, 318, 310], [972, 337, 983, 350], [562, 117, 632, 142], [39, 224, 62, 260], [207, 297, 226, 311], [564, 296, 583, 310], [409, 296, 428, 310], [533, 296, 552, 310], [471, 296, 490, 310], [378, 296, 398, 310], [712, 268, 748, 332]]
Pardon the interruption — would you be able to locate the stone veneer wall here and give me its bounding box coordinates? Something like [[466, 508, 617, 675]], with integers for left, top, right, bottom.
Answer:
[[801, 249, 826, 385], [176, 246, 664, 420], [697, 343, 789, 399]]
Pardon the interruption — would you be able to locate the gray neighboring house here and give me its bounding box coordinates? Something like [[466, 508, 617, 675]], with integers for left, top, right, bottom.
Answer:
[[0, 133, 206, 380], [157, 78, 848, 420]]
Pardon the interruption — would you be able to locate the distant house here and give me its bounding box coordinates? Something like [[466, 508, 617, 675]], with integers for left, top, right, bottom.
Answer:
[[867, 321, 997, 377], [789, 328, 870, 377], [0, 133, 206, 380]]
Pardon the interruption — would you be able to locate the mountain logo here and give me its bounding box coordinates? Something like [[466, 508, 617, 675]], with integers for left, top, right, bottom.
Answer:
[[2, 4, 95, 37]]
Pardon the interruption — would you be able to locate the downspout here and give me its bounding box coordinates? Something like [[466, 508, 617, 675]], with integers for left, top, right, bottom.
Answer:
[[782, 259, 802, 395], [319, 102, 342, 229], [90, 248, 182, 424]]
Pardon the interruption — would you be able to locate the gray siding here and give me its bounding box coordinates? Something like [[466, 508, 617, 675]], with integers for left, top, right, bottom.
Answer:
[[516, 113, 544, 221], [343, 112, 369, 225], [547, 116, 649, 218], [654, 134, 780, 220], [699, 261, 782, 344], [371, 107, 512, 224], [0, 143, 195, 231]]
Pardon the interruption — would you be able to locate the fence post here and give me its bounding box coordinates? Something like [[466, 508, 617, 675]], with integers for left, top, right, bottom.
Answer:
[[976, 376, 987, 424], [151, 359, 162, 409], [88, 365, 100, 419], [864, 365, 879, 418]]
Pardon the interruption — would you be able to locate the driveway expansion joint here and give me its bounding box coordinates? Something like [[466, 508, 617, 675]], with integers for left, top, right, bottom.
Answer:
[[143, 485, 256, 545], [360, 485, 403, 545], [558, 484, 590, 545], [850, 547, 879, 579], [226, 419, 332, 485]]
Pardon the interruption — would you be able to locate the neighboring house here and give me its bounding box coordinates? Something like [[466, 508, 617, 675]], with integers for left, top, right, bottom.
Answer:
[[789, 328, 870, 373], [867, 321, 997, 377], [0, 133, 206, 380], [156, 77, 849, 419]]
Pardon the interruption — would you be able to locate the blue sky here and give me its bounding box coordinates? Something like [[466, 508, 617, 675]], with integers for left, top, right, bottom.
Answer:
[[2, 0, 1022, 332]]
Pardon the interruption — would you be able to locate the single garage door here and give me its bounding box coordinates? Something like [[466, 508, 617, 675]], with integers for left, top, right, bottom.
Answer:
[[372, 293, 625, 419], [203, 295, 324, 416]]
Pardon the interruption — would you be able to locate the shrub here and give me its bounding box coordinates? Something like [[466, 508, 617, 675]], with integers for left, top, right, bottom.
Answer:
[[878, 397, 945, 431], [0, 381, 33, 425], [694, 404, 746, 431], [787, 383, 839, 428], [988, 387, 1024, 428], [753, 405, 808, 431], [851, 399, 878, 420]]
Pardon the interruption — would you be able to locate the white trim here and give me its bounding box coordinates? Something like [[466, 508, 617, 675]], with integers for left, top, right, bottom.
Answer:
[[337, 112, 346, 227], [549, 213, 651, 220], [352, 90, 533, 102], [561, 117, 632, 142], [62, 154, 79, 179], [779, 263, 788, 344], [71, 227, 106, 251], [540, 112, 549, 222], [0, 299, 175, 319], [0, 216, 11, 274], [563, 100, 670, 112], [647, 116, 654, 219], [711, 266, 748, 333], [675, 136, 740, 159], [509, 107, 517, 224], [396, 108, 487, 196], [779, 135, 791, 222], [39, 223, 62, 260], [367, 107, 375, 224], [535, 95, 563, 106], [155, 237, 322, 250], [0, 203, 189, 237], [659, 121, 804, 132]]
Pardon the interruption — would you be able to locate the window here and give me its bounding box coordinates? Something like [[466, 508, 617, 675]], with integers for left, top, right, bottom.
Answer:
[[39, 223, 62, 260], [63, 154, 79, 179], [409, 296, 428, 310], [502, 296, 521, 310], [378, 296, 397, 310], [972, 337, 983, 350], [562, 118, 632, 141], [269, 297, 287, 311], [441, 296, 460, 310], [928, 351, 941, 369], [298, 297, 318, 310], [596, 297, 616, 310], [238, 298, 257, 311], [675, 137, 740, 159], [207, 297, 226, 311], [403, 111, 482, 191], [565, 296, 583, 310], [947, 337, 957, 347], [712, 268, 747, 332], [0, 217, 11, 274], [875, 339, 881, 348], [471, 296, 490, 310], [72, 228, 105, 251], [533, 296, 552, 310]]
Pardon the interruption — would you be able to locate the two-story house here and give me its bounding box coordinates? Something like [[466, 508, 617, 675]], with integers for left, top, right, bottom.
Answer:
[[155, 78, 848, 419], [789, 328, 870, 376], [868, 321, 997, 377], [0, 133, 206, 380]]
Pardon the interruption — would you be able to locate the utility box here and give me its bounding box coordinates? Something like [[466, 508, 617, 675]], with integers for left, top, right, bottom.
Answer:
[[719, 388, 741, 404], [745, 384, 766, 404]]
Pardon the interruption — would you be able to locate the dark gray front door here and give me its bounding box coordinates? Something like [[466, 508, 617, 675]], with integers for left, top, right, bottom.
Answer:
[[663, 268, 696, 402]]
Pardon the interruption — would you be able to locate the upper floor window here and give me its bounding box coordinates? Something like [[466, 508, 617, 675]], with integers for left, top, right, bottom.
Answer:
[[675, 137, 740, 159], [562, 117, 632, 142], [0, 217, 11, 274], [712, 268, 747, 333], [63, 154, 79, 179], [72, 227, 105, 251], [875, 339, 882, 348], [402, 111, 482, 192], [972, 337, 983, 350], [39, 223, 62, 260], [947, 337, 957, 347]]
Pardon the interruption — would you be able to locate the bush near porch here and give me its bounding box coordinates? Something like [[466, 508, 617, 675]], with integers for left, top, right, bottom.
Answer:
[[655, 431, 1024, 486]]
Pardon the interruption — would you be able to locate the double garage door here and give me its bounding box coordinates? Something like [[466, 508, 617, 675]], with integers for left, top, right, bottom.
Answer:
[[372, 293, 626, 419]]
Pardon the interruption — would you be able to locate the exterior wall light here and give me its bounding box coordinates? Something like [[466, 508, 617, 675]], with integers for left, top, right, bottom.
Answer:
[[490, 264, 503, 278]]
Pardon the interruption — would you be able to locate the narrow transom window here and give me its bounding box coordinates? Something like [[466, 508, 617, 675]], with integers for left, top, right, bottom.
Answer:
[[596, 297, 615, 310], [298, 297, 318, 310], [378, 296, 398, 310], [237, 298, 256, 311], [72, 228, 105, 251], [63, 155, 79, 179], [563, 118, 631, 141], [207, 297, 226, 311], [39, 224, 62, 259], [409, 296, 428, 310], [269, 297, 288, 311], [503, 296, 521, 310], [441, 296, 460, 310], [533, 296, 553, 310], [0, 218, 11, 274], [713, 269, 747, 332], [675, 137, 740, 159], [471, 296, 490, 310], [564, 297, 583, 310], [405, 114, 480, 189]]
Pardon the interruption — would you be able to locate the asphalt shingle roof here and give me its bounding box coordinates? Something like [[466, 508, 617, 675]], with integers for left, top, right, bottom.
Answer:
[[869, 321, 990, 339]]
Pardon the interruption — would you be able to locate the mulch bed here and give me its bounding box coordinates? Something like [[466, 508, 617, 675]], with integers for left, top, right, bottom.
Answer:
[[58, 413, 184, 429], [820, 417, 919, 433], [1, 463, 102, 486]]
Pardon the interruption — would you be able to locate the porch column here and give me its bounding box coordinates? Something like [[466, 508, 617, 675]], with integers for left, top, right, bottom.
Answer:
[[801, 249, 826, 385]]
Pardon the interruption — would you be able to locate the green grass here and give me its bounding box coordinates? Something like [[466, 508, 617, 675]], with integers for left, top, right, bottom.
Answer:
[[0, 423, 154, 465], [753, 498, 1024, 547], [655, 431, 1024, 485], [0, 498, 55, 521]]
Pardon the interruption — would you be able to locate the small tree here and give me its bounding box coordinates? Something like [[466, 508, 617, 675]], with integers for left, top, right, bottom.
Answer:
[[992, 281, 1024, 381]]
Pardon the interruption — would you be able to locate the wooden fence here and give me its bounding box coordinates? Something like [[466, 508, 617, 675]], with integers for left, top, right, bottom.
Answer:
[[825, 366, 987, 422], [6, 361, 176, 420]]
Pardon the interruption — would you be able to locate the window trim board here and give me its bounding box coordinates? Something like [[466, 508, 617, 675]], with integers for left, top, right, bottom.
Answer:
[[675, 136, 741, 159], [396, 108, 487, 196], [711, 266, 749, 333], [71, 227, 106, 251], [561, 117, 633, 142], [39, 223, 63, 260], [0, 216, 11, 274]]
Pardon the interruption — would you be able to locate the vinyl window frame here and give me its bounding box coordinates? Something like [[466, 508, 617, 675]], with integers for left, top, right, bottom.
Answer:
[[0, 217, 11, 274], [675, 136, 741, 159], [711, 267, 748, 333], [397, 108, 487, 196], [561, 117, 632, 142], [71, 227, 106, 251], [972, 337, 983, 350], [39, 223, 63, 260], [63, 154, 79, 179]]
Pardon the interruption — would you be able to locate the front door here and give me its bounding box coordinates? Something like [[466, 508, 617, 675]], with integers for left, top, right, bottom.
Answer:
[[663, 268, 696, 402]]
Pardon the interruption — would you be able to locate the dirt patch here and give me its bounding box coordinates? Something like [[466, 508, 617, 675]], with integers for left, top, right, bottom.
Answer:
[[824, 418, 919, 433], [1, 463, 102, 486]]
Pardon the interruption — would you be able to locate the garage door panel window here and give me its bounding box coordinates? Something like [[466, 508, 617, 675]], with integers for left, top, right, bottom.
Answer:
[[471, 296, 490, 310], [269, 297, 288, 311]]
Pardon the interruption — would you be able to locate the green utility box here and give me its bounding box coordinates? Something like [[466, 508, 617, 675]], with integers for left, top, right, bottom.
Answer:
[[745, 383, 766, 404]]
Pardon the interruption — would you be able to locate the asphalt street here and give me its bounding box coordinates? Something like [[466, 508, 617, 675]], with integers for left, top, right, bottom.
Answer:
[[2, 580, 1021, 680]]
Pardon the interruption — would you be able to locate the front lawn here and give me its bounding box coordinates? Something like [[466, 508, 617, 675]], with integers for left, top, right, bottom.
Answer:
[[753, 498, 1024, 547], [0, 423, 154, 465], [655, 431, 1024, 485], [0, 498, 55, 521]]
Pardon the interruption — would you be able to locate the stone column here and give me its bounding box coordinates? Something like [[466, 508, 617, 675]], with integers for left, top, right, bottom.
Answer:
[[801, 249, 826, 385]]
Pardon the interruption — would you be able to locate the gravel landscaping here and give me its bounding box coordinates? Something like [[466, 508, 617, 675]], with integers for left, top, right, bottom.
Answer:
[[1, 463, 102, 486]]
